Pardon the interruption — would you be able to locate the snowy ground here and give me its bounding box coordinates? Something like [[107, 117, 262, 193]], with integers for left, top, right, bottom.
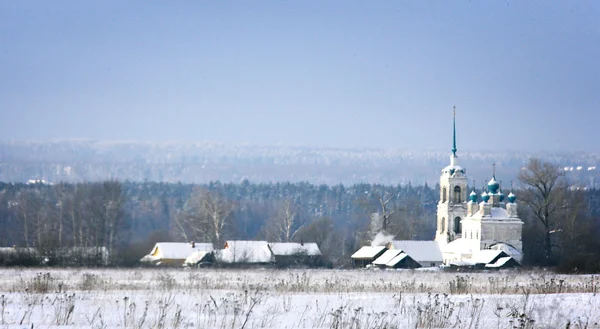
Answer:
[[0, 268, 599, 328]]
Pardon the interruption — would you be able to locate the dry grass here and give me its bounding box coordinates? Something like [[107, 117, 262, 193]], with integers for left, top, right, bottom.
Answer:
[[0, 268, 598, 328]]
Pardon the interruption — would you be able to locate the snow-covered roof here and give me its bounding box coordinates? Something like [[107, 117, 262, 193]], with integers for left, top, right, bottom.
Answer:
[[387, 253, 410, 266], [442, 165, 463, 172], [472, 249, 506, 264], [485, 256, 514, 268], [184, 250, 212, 266], [148, 242, 214, 260], [351, 246, 386, 259], [372, 250, 403, 266], [388, 241, 443, 264], [443, 238, 473, 255], [269, 243, 321, 256], [490, 208, 509, 218], [489, 243, 522, 262], [468, 206, 522, 221], [216, 241, 274, 263]]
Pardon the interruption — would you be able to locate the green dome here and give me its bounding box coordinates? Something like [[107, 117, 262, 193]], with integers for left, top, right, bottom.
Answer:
[[481, 191, 490, 202], [488, 177, 500, 194], [469, 191, 477, 202], [507, 192, 516, 203], [498, 191, 505, 202]]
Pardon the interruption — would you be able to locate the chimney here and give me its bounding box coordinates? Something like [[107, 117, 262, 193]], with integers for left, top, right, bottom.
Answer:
[[191, 241, 195, 248]]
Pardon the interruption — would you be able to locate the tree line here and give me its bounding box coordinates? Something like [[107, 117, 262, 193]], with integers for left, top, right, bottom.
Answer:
[[0, 159, 599, 271]]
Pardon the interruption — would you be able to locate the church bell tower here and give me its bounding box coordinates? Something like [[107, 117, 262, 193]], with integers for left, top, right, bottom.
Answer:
[[435, 108, 468, 246]]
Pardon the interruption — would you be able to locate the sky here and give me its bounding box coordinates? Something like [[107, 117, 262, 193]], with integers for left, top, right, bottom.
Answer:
[[1, 1, 599, 152]]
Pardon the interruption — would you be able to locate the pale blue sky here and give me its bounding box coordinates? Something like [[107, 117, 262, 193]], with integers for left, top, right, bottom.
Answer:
[[1, 1, 599, 151]]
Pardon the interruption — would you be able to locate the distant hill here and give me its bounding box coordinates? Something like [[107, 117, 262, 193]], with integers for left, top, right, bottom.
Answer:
[[0, 140, 598, 187]]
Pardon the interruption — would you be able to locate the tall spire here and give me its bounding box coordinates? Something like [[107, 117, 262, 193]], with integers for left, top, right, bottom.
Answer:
[[452, 106, 457, 157]]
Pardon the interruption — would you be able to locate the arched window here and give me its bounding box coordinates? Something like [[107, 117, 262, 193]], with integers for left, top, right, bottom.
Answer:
[[453, 217, 461, 235], [476, 230, 479, 239], [441, 217, 446, 232], [470, 230, 473, 239], [442, 187, 447, 203], [454, 186, 462, 203]]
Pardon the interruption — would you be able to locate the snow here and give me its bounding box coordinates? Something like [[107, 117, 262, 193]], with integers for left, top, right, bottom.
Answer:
[[388, 240, 443, 265], [269, 242, 321, 256], [351, 246, 386, 259], [0, 268, 599, 328]]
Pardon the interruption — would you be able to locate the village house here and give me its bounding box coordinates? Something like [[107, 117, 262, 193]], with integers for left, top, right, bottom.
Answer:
[[351, 246, 387, 268], [371, 249, 421, 269], [214, 240, 275, 266], [0, 247, 44, 266], [141, 242, 214, 266], [268, 242, 322, 267]]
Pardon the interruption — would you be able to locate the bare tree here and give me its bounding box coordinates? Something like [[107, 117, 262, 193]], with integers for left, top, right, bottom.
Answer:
[[266, 199, 305, 242], [174, 188, 233, 245], [518, 158, 568, 264], [376, 191, 399, 232]]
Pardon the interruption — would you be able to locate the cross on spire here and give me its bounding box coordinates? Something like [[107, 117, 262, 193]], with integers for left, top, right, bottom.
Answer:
[[492, 163, 496, 178], [452, 106, 457, 157]]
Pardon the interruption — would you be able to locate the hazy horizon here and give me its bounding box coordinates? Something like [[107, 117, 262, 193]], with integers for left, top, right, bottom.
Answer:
[[1, 1, 599, 152]]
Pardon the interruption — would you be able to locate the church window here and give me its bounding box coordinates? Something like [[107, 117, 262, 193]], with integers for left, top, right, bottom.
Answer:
[[442, 187, 447, 203], [453, 217, 461, 234], [470, 230, 473, 239], [441, 218, 445, 232], [454, 186, 462, 203], [476, 230, 479, 239]]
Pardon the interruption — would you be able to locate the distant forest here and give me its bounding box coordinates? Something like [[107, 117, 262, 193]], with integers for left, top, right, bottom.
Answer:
[[1, 140, 599, 186], [1, 180, 600, 270]]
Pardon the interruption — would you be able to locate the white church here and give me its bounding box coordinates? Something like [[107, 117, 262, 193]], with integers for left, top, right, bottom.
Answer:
[[434, 111, 524, 266], [353, 111, 524, 268]]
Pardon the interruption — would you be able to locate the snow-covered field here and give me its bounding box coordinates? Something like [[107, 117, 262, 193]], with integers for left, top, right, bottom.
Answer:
[[0, 268, 599, 328]]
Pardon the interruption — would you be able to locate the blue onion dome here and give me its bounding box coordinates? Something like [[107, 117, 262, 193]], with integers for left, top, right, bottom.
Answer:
[[498, 191, 505, 202], [507, 192, 516, 203], [469, 190, 477, 202], [488, 177, 500, 194], [481, 191, 490, 202]]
